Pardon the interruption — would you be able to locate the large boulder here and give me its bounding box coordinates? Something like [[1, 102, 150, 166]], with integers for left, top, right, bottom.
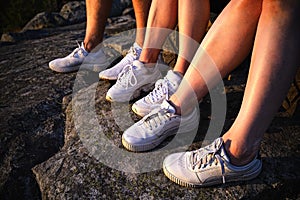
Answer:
[[59, 0, 132, 25], [59, 1, 86, 24], [22, 12, 68, 31]]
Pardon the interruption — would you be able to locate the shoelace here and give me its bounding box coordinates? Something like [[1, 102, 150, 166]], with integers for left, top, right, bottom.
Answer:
[[70, 41, 88, 58], [116, 65, 137, 89], [147, 78, 170, 103], [116, 46, 141, 67], [142, 109, 173, 131], [189, 142, 226, 183], [130, 46, 139, 57]]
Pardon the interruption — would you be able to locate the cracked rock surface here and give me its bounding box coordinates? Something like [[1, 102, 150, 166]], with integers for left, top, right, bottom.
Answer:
[[0, 17, 299, 200]]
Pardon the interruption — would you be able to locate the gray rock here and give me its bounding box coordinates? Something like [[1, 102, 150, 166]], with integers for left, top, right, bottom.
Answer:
[[59, 0, 133, 24], [1, 0, 134, 43], [110, 0, 132, 17], [104, 32, 135, 55], [22, 12, 68, 31], [31, 72, 300, 199], [0, 13, 299, 200], [105, 15, 136, 38], [60, 1, 86, 24]]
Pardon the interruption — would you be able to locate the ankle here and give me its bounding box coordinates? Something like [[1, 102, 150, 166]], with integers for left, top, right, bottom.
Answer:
[[140, 60, 156, 68], [139, 49, 160, 65], [167, 100, 181, 115], [83, 39, 101, 52], [223, 137, 258, 166]]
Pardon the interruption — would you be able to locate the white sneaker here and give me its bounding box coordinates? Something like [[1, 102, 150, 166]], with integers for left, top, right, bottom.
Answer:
[[122, 100, 199, 152], [132, 70, 183, 117], [99, 42, 142, 80], [106, 60, 162, 102], [49, 42, 108, 73], [163, 137, 262, 187]]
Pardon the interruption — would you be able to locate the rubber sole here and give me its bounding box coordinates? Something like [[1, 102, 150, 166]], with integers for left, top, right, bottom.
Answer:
[[163, 160, 262, 187], [122, 127, 178, 152], [49, 64, 80, 73]]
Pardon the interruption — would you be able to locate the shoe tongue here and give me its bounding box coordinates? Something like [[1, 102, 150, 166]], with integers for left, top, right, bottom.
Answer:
[[217, 139, 230, 163], [166, 70, 183, 85], [133, 42, 142, 50], [80, 42, 89, 55], [160, 100, 176, 114]]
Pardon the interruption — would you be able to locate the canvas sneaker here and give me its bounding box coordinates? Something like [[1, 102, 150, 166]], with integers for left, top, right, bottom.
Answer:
[[49, 42, 108, 73], [99, 42, 142, 80], [132, 70, 183, 117], [106, 60, 162, 102], [122, 100, 199, 152], [163, 137, 262, 187]]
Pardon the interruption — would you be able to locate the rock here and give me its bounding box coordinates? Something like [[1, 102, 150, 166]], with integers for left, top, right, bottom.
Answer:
[[122, 7, 135, 18], [22, 12, 68, 31], [0, 23, 89, 198], [110, 0, 132, 17], [59, 0, 133, 24], [0, 33, 16, 43], [282, 68, 300, 116], [103, 29, 134, 54], [1, 23, 86, 43], [60, 1, 86, 24], [1, 0, 134, 43], [0, 30, 51, 43], [106, 15, 136, 36], [31, 70, 300, 199], [0, 11, 299, 199]]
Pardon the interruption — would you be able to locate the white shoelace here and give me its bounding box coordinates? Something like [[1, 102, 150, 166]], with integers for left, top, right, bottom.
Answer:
[[143, 109, 172, 131], [147, 78, 170, 103], [70, 41, 88, 58], [117, 46, 141, 67], [129, 46, 139, 58], [116, 65, 137, 89], [189, 142, 226, 183]]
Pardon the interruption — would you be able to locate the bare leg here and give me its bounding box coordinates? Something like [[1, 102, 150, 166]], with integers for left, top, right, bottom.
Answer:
[[139, 0, 210, 70], [223, 0, 300, 166], [84, 0, 113, 52], [139, 0, 178, 65], [174, 0, 210, 75], [170, 0, 263, 115], [132, 0, 153, 47]]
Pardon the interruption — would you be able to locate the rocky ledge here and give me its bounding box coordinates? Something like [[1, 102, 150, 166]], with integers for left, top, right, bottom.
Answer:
[[0, 6, 300, 200]]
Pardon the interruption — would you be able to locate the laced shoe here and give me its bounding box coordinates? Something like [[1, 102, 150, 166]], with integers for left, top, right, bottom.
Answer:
[[132, 70, 183, 117], [106, 60, 162, 102], [99, 42, 142, 80], [49, 42, 108, 73], [163, 137, 262, 187], [122, 100, 199, 152]]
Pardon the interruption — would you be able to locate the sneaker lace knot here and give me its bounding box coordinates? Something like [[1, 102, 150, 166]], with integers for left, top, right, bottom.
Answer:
[[71, 41, 88, 58], [116, 65, 137, 89], [129, 46, 141, 59], [147, 78, 170, 103]]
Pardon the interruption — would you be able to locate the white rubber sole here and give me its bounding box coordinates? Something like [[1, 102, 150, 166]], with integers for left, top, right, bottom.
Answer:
[[163, 159, 262, 187]]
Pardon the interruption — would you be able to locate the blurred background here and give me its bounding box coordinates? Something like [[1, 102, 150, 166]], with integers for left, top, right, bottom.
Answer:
[[0, 0, 72, 35]]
